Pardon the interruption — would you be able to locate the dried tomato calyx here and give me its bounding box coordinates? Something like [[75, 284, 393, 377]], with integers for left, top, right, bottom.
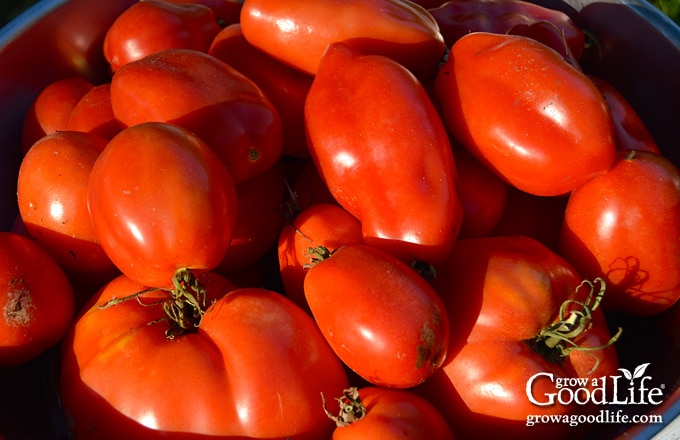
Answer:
[[321, 387, 367, 427], [526, 277, 622, 372]]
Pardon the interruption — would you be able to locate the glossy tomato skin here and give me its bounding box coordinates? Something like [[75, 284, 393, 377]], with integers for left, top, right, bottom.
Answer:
[[103, 0, 221, 71], [305, 42, 462, 267], [17, 131, 118, 286], [67, 83, 124, 141], [240, 0, 446, 81], [209, 23, 314, 158], [559, 150, 680, 316], [304, 244, 450, 388], [0, 232, 74, 366], [87, 122, 238, 288], [110, 48, 283, 184], [419, 235, 619, 439], [435, 32, 616, 196], [328, 387, 455, 440], [60, 273, 349, 439]]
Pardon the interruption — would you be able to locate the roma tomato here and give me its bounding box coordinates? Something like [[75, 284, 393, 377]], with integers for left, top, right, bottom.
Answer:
[[304, 244, 450, 388], [559, 150, 680, 316], [17, 131, 118, 286], [103, 0, 221, 71], [0, 232, 74, 366], [20, 77, 94, 154], [323, 387, 455, 439], [67, 83, 124, 141], [277, 203, 363, 311], [60, 270, 349, 439], [87, 122, 238, 288], [240, 0, 446, 81], [435, 32, 616, 196], [305, 42, 462, 266], [419, 235, 620, 440], [110, 48, 283, 184]]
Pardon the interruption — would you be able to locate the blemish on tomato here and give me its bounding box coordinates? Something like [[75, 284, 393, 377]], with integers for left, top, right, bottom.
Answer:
[[4, 278, 35, 327]]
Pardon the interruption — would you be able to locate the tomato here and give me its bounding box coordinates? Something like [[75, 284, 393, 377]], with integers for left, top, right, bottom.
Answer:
[[589, 76, 661, 154], [67, 83, 124, 141], [240, 0, 446, 81], [0, 232, 74, 366], [418, 235, 620, 439], [110, 48, 283, 184], [87, 122, 238, 288], [305, 42, 462, 266], [151, 0, 243, 25], [20, 77, 94, 154], [429, 0, 585, 64], [103, 0, 221, 71], [455, 148, 509, 238], [209, 23, 314, 158], [60, 270, 349, 439], [323, 386, 455, 439], [277, 203, 363, 311], [435, 32, 616, 196], [284, 157, 337, 212], [17, 131, 118, 286], [304, 244, 450, 388], [559, 150, 680, 316]]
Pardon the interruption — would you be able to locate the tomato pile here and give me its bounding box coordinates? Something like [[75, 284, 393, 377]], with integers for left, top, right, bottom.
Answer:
[[2, 0, 680, 439]]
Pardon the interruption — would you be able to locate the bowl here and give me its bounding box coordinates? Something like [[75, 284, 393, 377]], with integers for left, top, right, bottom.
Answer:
[[1, 0, 679, 439]]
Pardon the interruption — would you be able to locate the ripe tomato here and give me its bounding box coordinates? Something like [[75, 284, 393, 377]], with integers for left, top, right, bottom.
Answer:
[[17, 131, 118, 286], [305, 42, 463, 266], [20, 77, 94, 154], [277, 203, 363, 311], [0, 232, 74, 366], [60, 270, 349, 439], [240, 0, 445, 81], [67, 83, 124, 140], [419, 235, 620, 439], [152, 0, 243, 24], [304, 244, 450, 388], [323, 387, 455, 439], [110, 48, 283, 184], [559, 150, 680, 316], [435, 32, 616, 196], [87, 122, 238, 288], [103, 0, 221, 71]]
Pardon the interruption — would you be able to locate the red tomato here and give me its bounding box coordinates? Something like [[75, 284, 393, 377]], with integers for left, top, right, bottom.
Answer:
[[103, 0, 221, 71], [419, 235, 620, 439], [559, 150, 680, 316], [0, 232, 74, 366], [589, 76, 661, 154], [435, 32, 616, 196], [60, 270, 349, 439], [67, 83, 124, 141], [284, 157, 337, 212], [305, 42, 463, 266], [17, 131, 118, 286], [304, 244, 450, 388], [150, 0, 243, 24], [87, 122, 238, 288], [20, 77, 94, 154], [240, 0, 446, 81], [277, 203, 363, 311], [209, 23, 314, 158], [110, 48, 283, 184], [324, 387, 455, 439]]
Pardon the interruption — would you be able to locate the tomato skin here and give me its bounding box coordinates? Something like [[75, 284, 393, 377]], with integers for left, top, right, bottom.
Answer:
[[103, 0, 221, 71], [87, 122, 238, 288], [418, 235, 619, 439], [151, 0, 243, 24], [559, 150, 680, 316], [304, 244, 450, 388], [305, 42, 462, 266], [110, 48, 283, 184], [240, 0, 445, 81], [17, 131, 118, 286], [328, 387, 455, 440], [20, 77, 94, 154], [0, 232, 74, 366], [60, 273, 349, 439], [67, 83, 124, 141], [435, 32, 616, 196]]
